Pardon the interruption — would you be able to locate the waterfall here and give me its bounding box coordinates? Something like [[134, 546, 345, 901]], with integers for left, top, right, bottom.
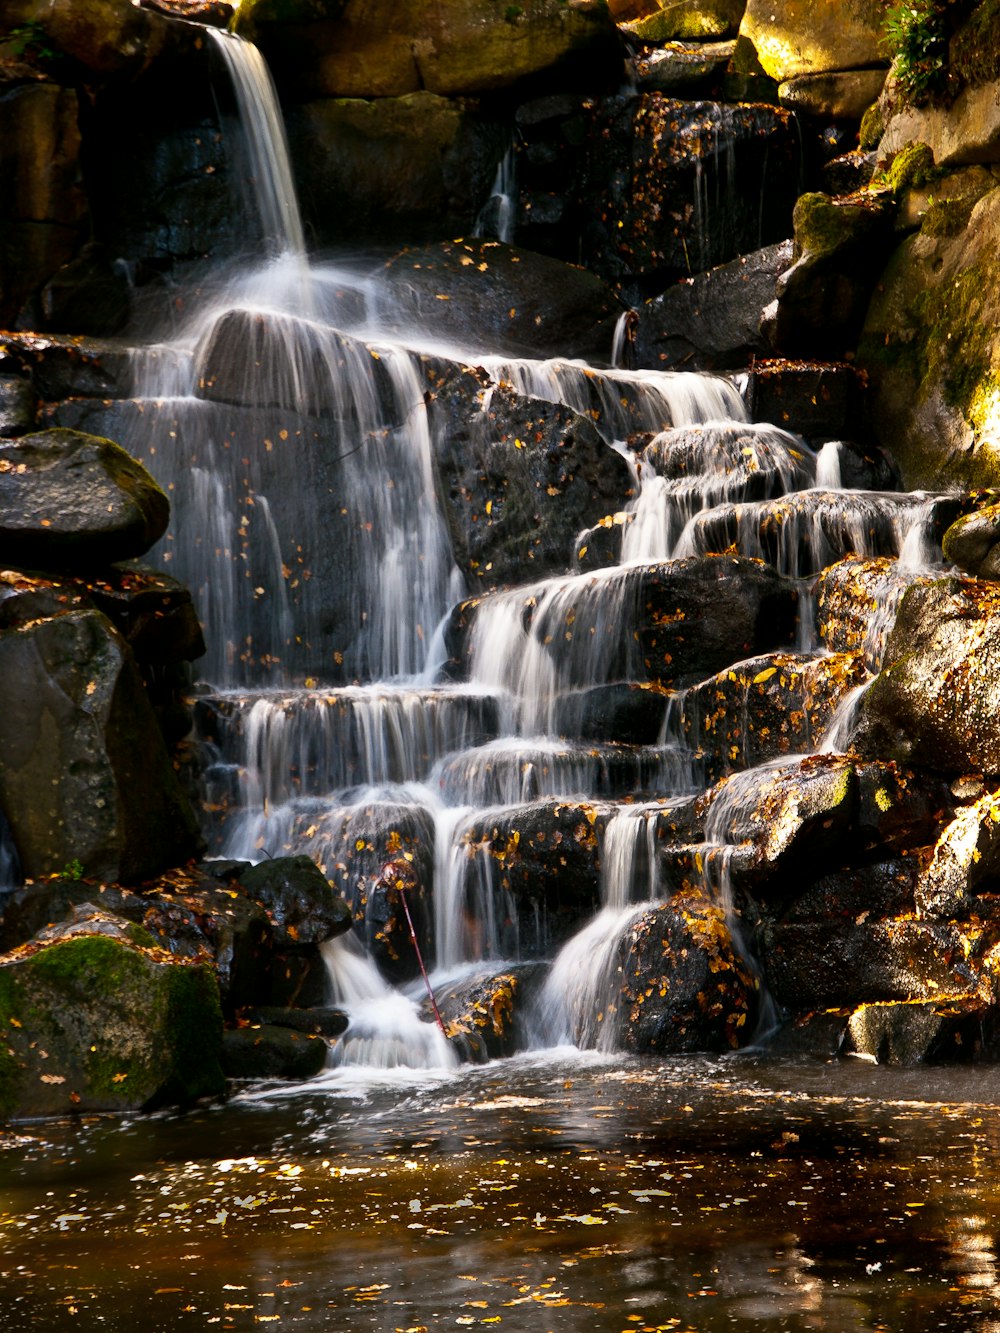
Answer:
[[133, 30, 954, 1075]]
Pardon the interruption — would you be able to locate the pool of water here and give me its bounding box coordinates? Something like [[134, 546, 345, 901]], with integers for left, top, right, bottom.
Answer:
[[4, 1051, 1000, 1331]]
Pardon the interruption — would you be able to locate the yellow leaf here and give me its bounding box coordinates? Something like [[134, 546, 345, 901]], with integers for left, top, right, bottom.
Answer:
[[753, 667, 777, 684]]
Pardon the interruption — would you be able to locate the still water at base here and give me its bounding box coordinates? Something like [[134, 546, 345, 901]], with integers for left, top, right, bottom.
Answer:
[[3, 1053, 1000, 1331]]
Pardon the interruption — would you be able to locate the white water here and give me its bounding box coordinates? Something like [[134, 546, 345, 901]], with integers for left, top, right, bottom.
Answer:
[[140, 32, 953, 1076]]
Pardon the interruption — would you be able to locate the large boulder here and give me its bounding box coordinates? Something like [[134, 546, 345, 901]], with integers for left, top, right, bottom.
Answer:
[[235, 0, 619, 100], [735, 0, 885, 82], [378, 239, 625, 361], [0, 932, 223, 1119], [618, 0, 746, 41], [285, 94, 504, 250], [2, 0, 176, 80], [239, 854, 352, 948], [917, 791, 1000, 919], [854, 575, 1000, 777], [0, 429, 169, 568], [0, 608, 203, 882], [859, 186, 1000, 491]]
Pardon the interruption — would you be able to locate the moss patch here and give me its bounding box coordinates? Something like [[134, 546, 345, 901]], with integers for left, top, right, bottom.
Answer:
[[950, 0, 1000, 90]]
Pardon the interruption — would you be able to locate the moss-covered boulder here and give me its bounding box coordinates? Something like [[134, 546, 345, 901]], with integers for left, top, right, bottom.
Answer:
[[859, 186, 1000, 491], [0, 933, 223, 1120], [854, 575, 1000, 776], [735, 0, 885, 82], [942, 501, 1000, 577], [0, 429, 169, 568], [235, 0, 618, 100], [619, 0, 746, 41]]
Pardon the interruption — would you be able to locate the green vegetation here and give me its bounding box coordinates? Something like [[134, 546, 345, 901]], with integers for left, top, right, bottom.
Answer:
[[950, 0, 1000, 88], [873, 142, 938, 194], [59, 858, 84, 882], [882, 0, 951, 104], [3, 23, 58, 62]]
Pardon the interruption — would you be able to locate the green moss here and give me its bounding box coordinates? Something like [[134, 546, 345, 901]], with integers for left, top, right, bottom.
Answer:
[[0, 971, 23, 1118], [921, 189, 986, 237], [793, 193, 879, 259], [162, 964, 225, 1104], [859, 102, 884, 151], [950, 0, 1000, 89], [880, 142, 937, 195]]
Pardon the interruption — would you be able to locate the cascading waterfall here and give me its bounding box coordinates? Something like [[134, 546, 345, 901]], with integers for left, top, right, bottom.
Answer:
[[135, 30, 955, 1074]]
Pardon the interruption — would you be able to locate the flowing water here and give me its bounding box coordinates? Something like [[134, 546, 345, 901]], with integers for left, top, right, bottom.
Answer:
[[9, 28, 999, 1328]]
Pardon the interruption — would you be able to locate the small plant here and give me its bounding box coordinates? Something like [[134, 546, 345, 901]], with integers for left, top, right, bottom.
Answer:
[[60, 858, 85, 883], [4, 22, 58, 63], [504, 4, 524, 22], [882, 0, 952, 104]]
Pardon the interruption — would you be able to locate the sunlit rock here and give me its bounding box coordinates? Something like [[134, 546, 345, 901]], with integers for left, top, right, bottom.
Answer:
[[843, 1000, 997, 1065], [0, 932, 224, 1119], [736, 0, 885, 82], [941, 500, 1000, 578], [619, 0, 745, 41], [814, 555, 932, 671], [630, 40, 736, 95], [917, 791, 1000, 920], [429, 964, 543, 1061], [0, 373, 35, 436]]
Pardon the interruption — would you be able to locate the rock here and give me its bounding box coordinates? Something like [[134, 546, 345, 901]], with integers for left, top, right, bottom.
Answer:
[[759, 916, 999, 1010], [705, 754, 951, 901], [620, 0, 746, 41], [613, 889, 757, 1053], [633, 240, 793, 371], [814, 556, 931, 671], [7, 0, 176, 80], [446, 555, 798, 692], [285, 94, 504, 250], [36, 242, 131, 337], [670, 649, 868, 773], [742, 360, 868, 443], [854, 576, 1000, 777], [0, 332, 133, 400], [781, 856, 920, 924], [429, 964, 542, 1061], [239, 855, 351, 949], [0, 608, 203, 883], [556, 682, 671, 744], [880, 80, 1000, 170], [916, 791, 1000, 919], [428, 366, 634, 587], [941, 501, 1000, 577], [581, 95, 799, 291], [819, 149, 878, 197], [237, 0, 619, 99], [736, 0, 885, 82], [767, 192, 897, 360], [858, 186, 1000, 491], [242, 1005, 348, 1038], [0, 933, 223, 1119], [630, 40, 736, 95], [0, 428, 169, 569], [843, 1000, 994, 1065], [777, 69, 887, 120], [378, 239, 625, 361], [0, 83, 88, 327], [0, 374, 35, 437], [221, 1024, 327, 1080], [84, 564, 206, 668]]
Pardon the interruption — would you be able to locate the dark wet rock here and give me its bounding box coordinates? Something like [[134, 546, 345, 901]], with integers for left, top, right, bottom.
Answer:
[[854, 576, 1000, 777], [0, 933, 223, 1119], [221, 1023, 327, 1081], [456, 801, 605, 959], [765, 1009, 849, 1059], [706, 754, 952, 903], [286, 94, 504, 250], [446, 556, 798, 692], [580, 96, 800, 292], [819, 149, 878, 197], [781, 857, 920, 925], [429, 964, 543, 1062], [819, 438, 901, 492], [239, 855, 351, 949], [139, 0, 233, 24], [670, 649, 868, 773], [0, 83, 88, 328], [85, 564, 206, 667], [428, 365, 633, 587], [380, 239, 625, 362], [843, 1000, 997, 1066], [236, 0, 618, 100], [241, 1005, 348, 1038], [0, 375, 36, 436], [0, 429, 168, 569], [35, 242, 131, 337], [759, 916, 1000, 1010], [742, 360, 867, 444], [194, 308, 397, 421], [613, 889, 757, 1053], [942, 502, 1000, 578], [558, 682, 671, 745], [640, 420, 814, 506], [917, 792, 1000, 920], [630, 40, 736, 96], [262, 950, 329, 1010], [777, 70, 886, 121], [0, 333, 133, 400], [0, 608, 202, 883], [633, 241, 792, 371]]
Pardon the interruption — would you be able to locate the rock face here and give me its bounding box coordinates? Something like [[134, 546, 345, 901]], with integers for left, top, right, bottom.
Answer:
[[736, 0, 885, 82], [859, 187, 1000, 491], [0, 933, 224, 1119], [855, 576, 1000, 777], [236, 0, 619, 100], [0, 429, 169, 568], [0, 607, 203, 882]]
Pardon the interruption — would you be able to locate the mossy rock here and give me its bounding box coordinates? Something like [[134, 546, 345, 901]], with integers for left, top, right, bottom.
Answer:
[[221, 1024, 327, 1080], [620, 0, 745, 41], [0, 934, 224, 1120]]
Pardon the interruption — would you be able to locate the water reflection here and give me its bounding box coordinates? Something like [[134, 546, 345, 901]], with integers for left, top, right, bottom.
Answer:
[[5, 1055, 1000, 1330]]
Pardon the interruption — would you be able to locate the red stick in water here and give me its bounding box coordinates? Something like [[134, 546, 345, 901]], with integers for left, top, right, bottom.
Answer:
[[397, 880, 448, 1038]]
